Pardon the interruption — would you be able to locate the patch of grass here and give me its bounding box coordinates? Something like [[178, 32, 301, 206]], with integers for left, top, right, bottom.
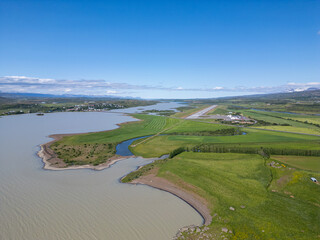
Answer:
[[164, 120, 233, 134], [255, 125, 320, 135], [52, 114, 184, 165], [156, 152, 320, 239], [236, 110, 320, 135], [121, 158, 168, 183], [131, 128, 320, 158], [272, 155, 320, 171]]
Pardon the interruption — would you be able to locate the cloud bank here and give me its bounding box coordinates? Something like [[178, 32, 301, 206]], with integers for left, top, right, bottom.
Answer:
[[0, 76, 319, 97]]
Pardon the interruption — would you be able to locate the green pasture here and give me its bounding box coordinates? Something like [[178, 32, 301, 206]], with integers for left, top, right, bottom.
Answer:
[[155, 152, 320, 239], [218, 108, 320, 135], [272, 155, 320, 171], [242, 110, 318, 126], [255, 125, 320, 135], [163, 119, 233, 134], [131, 127, 320, 157]]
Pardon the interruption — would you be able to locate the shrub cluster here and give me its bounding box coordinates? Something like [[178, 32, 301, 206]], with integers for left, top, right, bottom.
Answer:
[[169, 147, 185, 158]]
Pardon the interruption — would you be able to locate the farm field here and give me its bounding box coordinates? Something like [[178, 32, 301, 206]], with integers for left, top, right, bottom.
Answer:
[[272, 155, 320, 171], [131, 127, 320, 158], [254, 125, 320, 135], [224, 108, 320, 135], [125, 152, 320, 239], [241, 110, 320, 124], [163, 119, 233, 134]]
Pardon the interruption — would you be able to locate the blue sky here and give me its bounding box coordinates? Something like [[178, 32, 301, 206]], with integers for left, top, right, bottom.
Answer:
[[0, 0, 319, 99]]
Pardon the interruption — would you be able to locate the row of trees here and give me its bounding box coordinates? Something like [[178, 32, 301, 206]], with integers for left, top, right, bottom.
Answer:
[[168, 144, 320, 160], [187, 144, 320, 157]]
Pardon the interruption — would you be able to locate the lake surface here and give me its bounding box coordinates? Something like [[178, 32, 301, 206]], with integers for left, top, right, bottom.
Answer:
[[111, 101, 186, 114], [0, 111, 202, 240]]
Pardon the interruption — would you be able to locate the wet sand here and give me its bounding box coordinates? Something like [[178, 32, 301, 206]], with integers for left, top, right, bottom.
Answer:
[[130, 172, 212, 226]]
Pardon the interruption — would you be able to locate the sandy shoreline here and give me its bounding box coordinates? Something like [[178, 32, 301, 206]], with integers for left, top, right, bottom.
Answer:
[[130, 173, 212, 226]]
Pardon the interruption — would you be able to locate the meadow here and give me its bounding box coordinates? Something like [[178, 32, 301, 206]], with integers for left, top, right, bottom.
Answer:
[[131, 127, 320, 158], [239, 110, 320, 135], [125, 152, 320, 240], [271, 155, 320, 171]]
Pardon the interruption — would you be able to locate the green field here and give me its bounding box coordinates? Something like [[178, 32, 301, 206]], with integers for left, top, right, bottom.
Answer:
[[126, 152, 320, 240], [229, 109, 320, 135], [164, 119, 233, 134], [52, 114, 181, 165], [272, 155, 320, 171], [255, 125, 320, 135], [52, 114, 237, 164], [131, 127, 320, 157]]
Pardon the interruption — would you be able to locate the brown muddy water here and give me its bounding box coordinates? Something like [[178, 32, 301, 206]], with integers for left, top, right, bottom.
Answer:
[[0, 112, 202, 240]]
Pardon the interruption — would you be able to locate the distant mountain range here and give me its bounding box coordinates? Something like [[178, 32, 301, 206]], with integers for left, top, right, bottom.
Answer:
[[0, 92, 141, 100], [223, 89, 320, 101], [1, 88, 320, 101], [286, 87, 320, 93]]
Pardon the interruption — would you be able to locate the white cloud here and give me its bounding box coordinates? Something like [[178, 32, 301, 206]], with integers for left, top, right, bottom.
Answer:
[[0, 76, 319, 96], [106, 90, 118, 94], [212, 87, 224, 90]]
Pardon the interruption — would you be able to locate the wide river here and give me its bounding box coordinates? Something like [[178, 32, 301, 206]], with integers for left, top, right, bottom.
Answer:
[[0, 104, 202, 240]]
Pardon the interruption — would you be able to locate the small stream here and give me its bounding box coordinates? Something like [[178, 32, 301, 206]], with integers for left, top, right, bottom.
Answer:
[[116, 135, 151, 156]]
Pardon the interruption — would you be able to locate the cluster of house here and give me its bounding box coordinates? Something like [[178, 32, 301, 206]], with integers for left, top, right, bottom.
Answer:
[[226, 114, 255, 124], [66, 103, 125, 112], [2, 110, 24, 115]]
